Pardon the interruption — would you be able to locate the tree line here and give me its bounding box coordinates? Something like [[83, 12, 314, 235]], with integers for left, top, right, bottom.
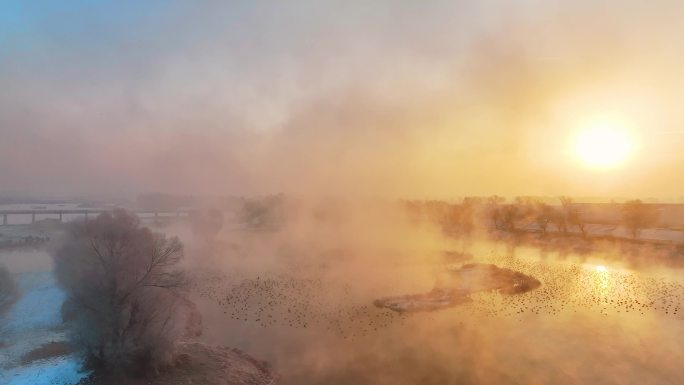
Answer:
[[403, 197, 660, 240]]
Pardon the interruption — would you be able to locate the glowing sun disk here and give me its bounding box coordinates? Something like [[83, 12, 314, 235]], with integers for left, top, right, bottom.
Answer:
[[575, 123, 632, 169]]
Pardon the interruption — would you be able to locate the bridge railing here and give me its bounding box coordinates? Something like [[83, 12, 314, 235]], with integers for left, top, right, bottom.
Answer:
[[0, 209, 192, 226]]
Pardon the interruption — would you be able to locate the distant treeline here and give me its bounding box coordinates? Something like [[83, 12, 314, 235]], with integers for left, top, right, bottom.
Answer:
[[134, 193, 681, 243], [402, 197, 666, 241]]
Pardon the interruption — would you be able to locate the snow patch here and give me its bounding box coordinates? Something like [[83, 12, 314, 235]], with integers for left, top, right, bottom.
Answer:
[[2, 272, 65, 333], [1, 355, 89, 385], [1, 271, 90, 385]]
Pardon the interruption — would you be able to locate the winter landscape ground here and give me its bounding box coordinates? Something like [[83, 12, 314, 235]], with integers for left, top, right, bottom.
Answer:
[[3, 199, 684, 384]]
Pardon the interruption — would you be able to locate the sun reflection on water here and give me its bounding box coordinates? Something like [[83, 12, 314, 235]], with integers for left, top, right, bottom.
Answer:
[[594, 266, 612, 297]]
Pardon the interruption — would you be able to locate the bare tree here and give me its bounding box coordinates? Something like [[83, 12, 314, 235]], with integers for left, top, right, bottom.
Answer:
[[622, 200, 659, 239], [239, 195, 286, 231], [535, 202, 553, 234], [500, 204, 523, 231], [487, 195, 505, 206], [515, 196, 536, 223], [459, 197, 479, 235], [0, 263, 18, 314], [555, 197, 572, 235], [571, 214, 587, 237], [551, 209, 567, 234], [560, 197, 586, 236], [487, 196, 505, 229], [52, 209, 198, 376]]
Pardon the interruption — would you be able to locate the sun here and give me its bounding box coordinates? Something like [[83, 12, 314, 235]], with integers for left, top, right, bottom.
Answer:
[[574, 121, 633, 169]]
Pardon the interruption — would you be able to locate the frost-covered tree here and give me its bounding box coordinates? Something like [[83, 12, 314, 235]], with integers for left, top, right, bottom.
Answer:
[[53, 210, 200, 376]]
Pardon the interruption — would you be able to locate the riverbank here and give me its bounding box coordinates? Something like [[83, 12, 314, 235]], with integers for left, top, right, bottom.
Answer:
[[0, 268, 277, 385]]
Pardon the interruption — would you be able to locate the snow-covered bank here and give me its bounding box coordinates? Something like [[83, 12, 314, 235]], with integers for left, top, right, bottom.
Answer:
[[0, 272, 89, 385], [1, 266, 276, 385], [2, 356, 86, 385]]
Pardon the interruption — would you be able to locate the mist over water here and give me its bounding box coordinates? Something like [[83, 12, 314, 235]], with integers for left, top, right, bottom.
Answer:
[[177, 204, 684, 385], [2, 200, 684, 384]]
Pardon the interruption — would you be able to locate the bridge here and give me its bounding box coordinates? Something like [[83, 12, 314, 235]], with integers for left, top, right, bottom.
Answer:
[[0, 209, 192, 226]]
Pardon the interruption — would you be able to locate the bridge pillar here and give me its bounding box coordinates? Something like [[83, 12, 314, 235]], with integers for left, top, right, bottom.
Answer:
[[59, 212, 63, 222], [2, 214, 6, 225], [31, 213, 35, 224]]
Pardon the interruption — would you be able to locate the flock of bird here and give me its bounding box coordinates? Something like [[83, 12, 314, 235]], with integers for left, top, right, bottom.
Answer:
[[190, 250, 684, 339], [466, 252, 684, 319], [191, 270, 408, 339]]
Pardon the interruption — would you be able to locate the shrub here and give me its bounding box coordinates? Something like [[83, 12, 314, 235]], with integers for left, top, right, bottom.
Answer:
[[52, 209, 198, 376]]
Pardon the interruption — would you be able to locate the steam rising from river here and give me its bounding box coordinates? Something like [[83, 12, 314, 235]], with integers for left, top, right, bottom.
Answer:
[[179, 201, 684, 385]]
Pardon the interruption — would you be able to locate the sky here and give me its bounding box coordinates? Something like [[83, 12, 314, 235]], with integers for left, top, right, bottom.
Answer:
[[2, 0, 684, 199]]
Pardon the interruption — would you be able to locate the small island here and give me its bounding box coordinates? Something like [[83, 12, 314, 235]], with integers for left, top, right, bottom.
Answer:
[[374, 263, 541, 312]]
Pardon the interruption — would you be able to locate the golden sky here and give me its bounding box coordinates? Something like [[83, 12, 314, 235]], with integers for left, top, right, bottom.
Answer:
[[1, 1, 684, 199]]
